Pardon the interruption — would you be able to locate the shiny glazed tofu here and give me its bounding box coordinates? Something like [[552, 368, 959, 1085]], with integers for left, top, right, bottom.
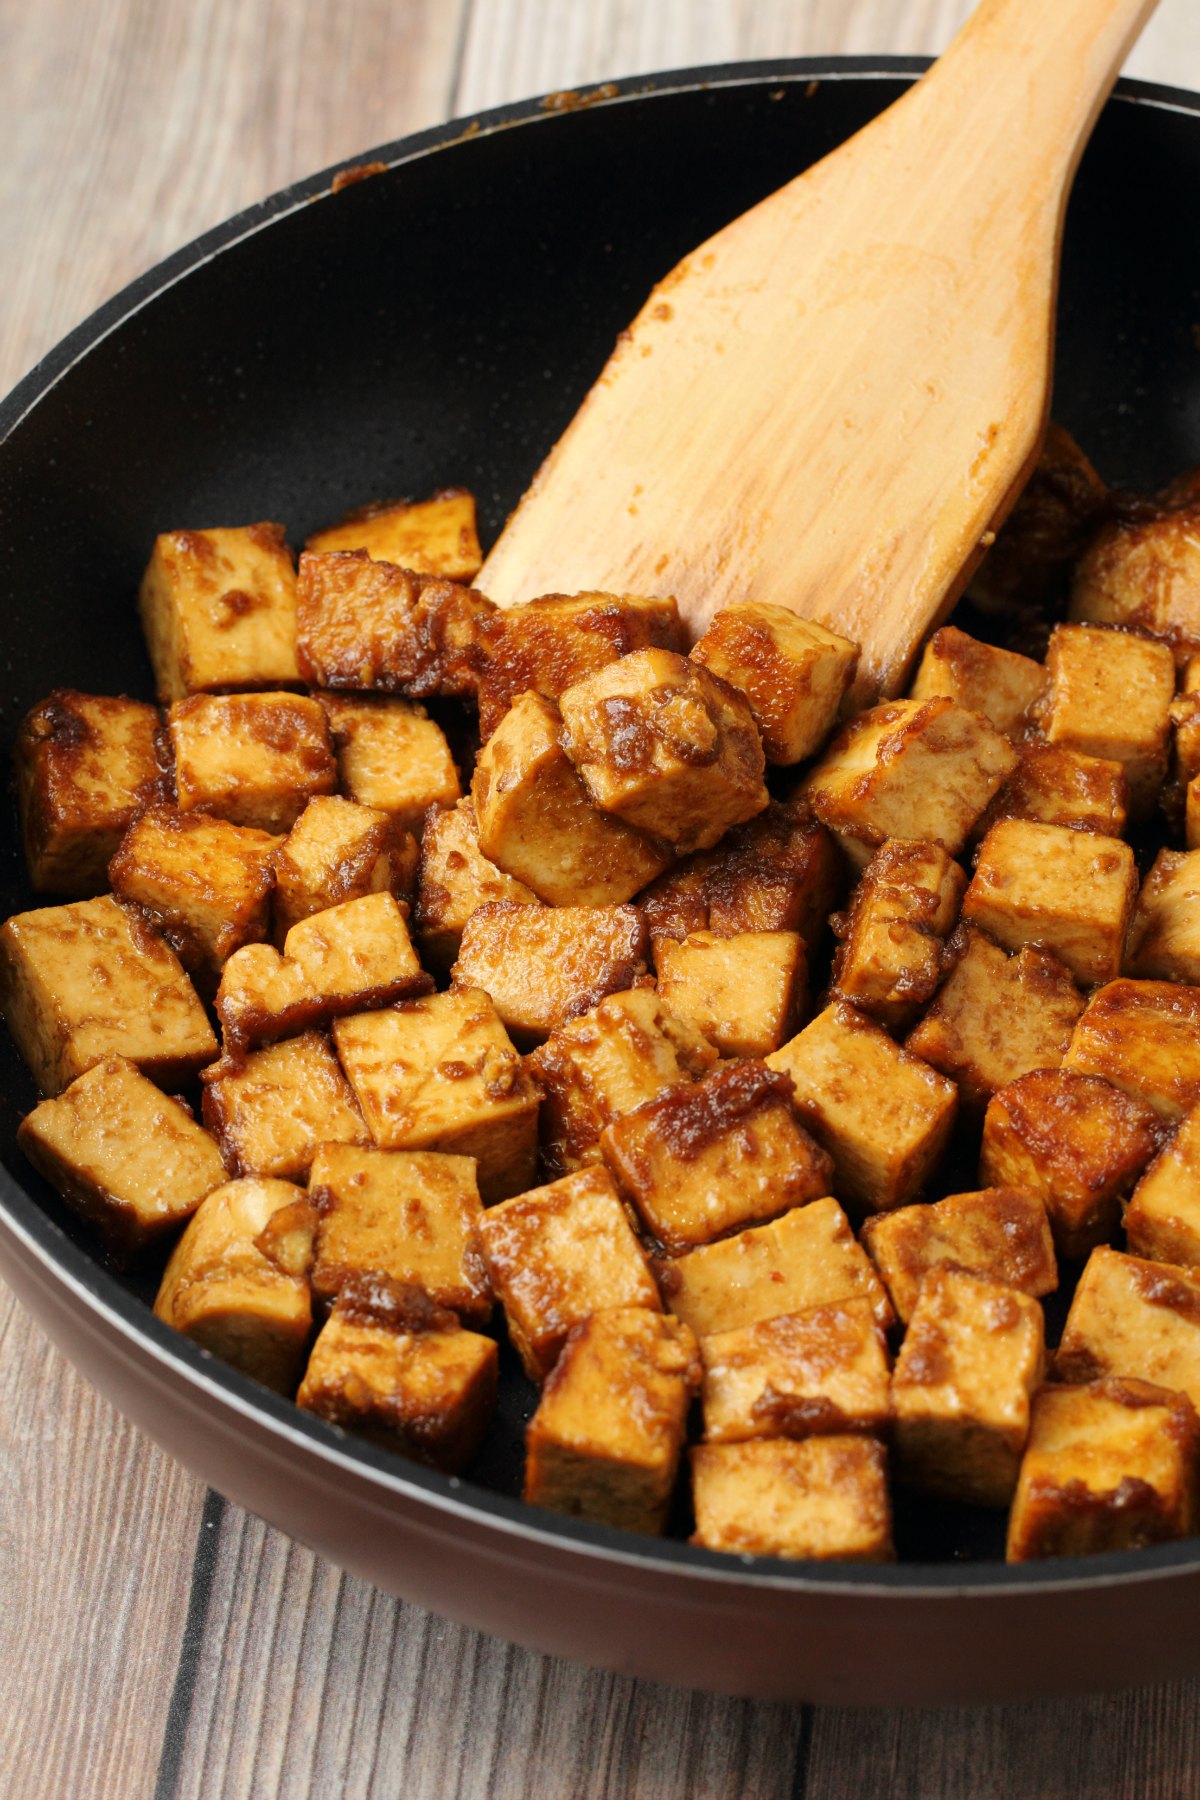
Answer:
[[296, 550, 494, 696], [319, 692, 461, 828], [908, 625, 1046, 739], [960, 820, 1136, 987], [974, 743, 1129, 839], [653, 928, 807, 1059], [699, 1299, 891, 1444], [1069, 478, 1200, 658], [169, 691, 337, 833], [1036, 622, 1174, 815], [690, 1436, 893, 1561], [414, 797, 540, 970], [1056, 1247, 1200, 1407], [1062, 979, 1200, 1121], [271, 795, 417, 943], [1124, 849, 1200, 986], [138, 522, 301, 703], [202, 1031, 369, 1180], [305, 488, 483, 579], [690, 599, 859, 764], [860, 1187, 1057, 1325], [451, 901, 649, 1046], [1124, 1106, 1200, 1267], [829, 838, 965, 1033]]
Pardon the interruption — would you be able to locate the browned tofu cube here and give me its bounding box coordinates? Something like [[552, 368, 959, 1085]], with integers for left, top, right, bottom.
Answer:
[[414, 797, 540, 970], [528, 987, 716, 1176], [296, 1277, 497, 1472], [690, 600, 859, 764], [169, 691, 336, 834], [213, 943, 321, 1054], [891, 1271, 1045, 1506], [905, 926, 1083, 1112], [154, 1177, 314, 1391], [1007, 1378, 1200, 1561], [138, 522, 301, 704], [305, 487, 483, 580], [829, 838, 965, 1033], [653, 929, 807, 1059], [802, 697, 1017, 867], [860, 1187, 1057, 1325], [18, 1054, 226, 1260], [1172, 682, 1200, 796], [908, 626, 1046, 739], [108, 805, 277, 989], [1056, 1246, 1200, 1406], [476, 591, 683, 740], [319, 692, 460, 828], [16, 690, 165, 895], [1124, 1106, 1200, 1268], [284, 891, 430, 1012], [700, 1299, 891, 1445], [1069, 478, 1200, 658], [767, 1003, 957, 1213], [202, 1031, 368, 1181], [308, 1144, 490, 1322], [272, 794, 417, 943], [974, 743, 1130, 840], [660, 1198, 893, 1338], [472, 690, 670, 906], [478, 1166, 661, 1381], [690, 1436, 893, 1561], [1125, 850, 1200, 986], [332, 990, 538, 1202], [295, 550, 495, 696], [452, 901, 648, 1047], [1063, 979, 1200, 1121], [601, 1062, 832, 1254], [961, 820, 1136, 987], [558, 649, 768, 854], [524, 1308, 700, 1533], [1186, 775, 1200, 852], [970, 422, 1108, 613], [0, 895, 217, 1094], [1036, 622, 1175, 815]]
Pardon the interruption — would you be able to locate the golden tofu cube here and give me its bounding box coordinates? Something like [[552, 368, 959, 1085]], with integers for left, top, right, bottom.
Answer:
[[1173, 684, 1200, 789], [16, 690, 164, 896], [654, 928, 807, 1060], [169, 691, 336, 833], [309, 1144, 490, 1322], [829, 838, 965, 1032], [860, 1186, 1057, 1325], [297, 1278, 497, 1472], [1037, 622, 1175, 815], [601, 1062, 833, 1254], [909, 625, 1046, 739], [891, 1271, 1045, 1506], [1125, 849, 1200, 986], [970, 422, 1108, 613], [272, 794, 417, 943], [661, 1197, 894, 1337], [478, 1166, 661, 1381], [476, 591, 683, 740], [1187, 775, 1200, 852], [1056, 1246, 1200, 1406], [802, 697, 1017, 867], [528, 987, 716, 1176], [414, 797, 540, 970], [214, 943, 322, 1054], [295, 550, 495, 696], [154, 1177, 314, 1392], [690, 600, 859, 764], [139, 522, 301, 704], [1125, 1106, 1200, 1268], [472, 690, 670, 906], [1069, 480, 1200, 659], [690, 1436, 893, 1561], [0, 895, 216, 1095], [767, 1002, 957, 1213], [332, 990, 538, 1202], [452, 901, 648, 1047], [905, 926, 1083, 1112], [524, 1307, 700, 1533], [558, 648, 768, 854], [1007, 1378, 1200, 1561], [305, 487, 483, 580], [319, 692, 460, 828], [1063, 978, 1200, 1121], [975, 743, 1129, 839], [202, 1031, 368, 1181], [18, 1054, 226, 1260], [700, 1299, 891, 1445], [961, 819, 1136, 987], [284, 891, 430, 1012]]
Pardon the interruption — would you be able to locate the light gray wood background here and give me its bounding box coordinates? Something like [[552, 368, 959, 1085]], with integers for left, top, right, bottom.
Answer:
[[2, 2, 1198, 1795]]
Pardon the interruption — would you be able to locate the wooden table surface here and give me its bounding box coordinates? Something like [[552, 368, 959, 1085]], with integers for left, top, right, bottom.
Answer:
[[3, 2, 1199, 1795]]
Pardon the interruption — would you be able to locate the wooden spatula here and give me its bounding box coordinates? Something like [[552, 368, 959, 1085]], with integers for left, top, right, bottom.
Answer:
[[479, 0, 1159, 705]]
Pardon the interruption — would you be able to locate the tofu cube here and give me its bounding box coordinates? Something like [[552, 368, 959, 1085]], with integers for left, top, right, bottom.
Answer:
[[829, 838, 966, 1033], [961, 819, 1136, 987], [18, 1055, 226, 1260], [860, 1187, 1057, 1325], [909, 625, 1047, 738], [154, 1177, 314, 1391], [1124, 1107, 1200, 1268], [1007, 1378, 1200, 1561], [1171, 682, 1200, 791], [272, 794, 417, 944], [601, 1061, 833, 1254], [690, 1436, 893, 1561], [1125, 850, 1200, 986], [477, 1166, 661, 1381], [169, 691, 336, 833], [659, 1197, 894, 1338], [332, 990, 538, 1202], [472, 690, 670, 906], [201, 1031, 369, 1181], [1036, 622, 1174, 815], [319, 692, 460, 828], [138, 522, 301, 704], [16, 690, 164, 895], [1056, 1246, 1200, 1407], [970, 421, 1108, 612], [0, 895, 217, 1095], [904, 926, 1083, 1112], [1069, 482, 1200, 658], [414, 797, 540, 970], [974, 743, 1129, 839], [891, 1271, 1045, 1506], [295, 550, 495, 696], [653, 929, 807, 1059], [309, 1144, 490, 1322], [1187, 775, 1200, 852], [690, 600, 859, 764], [283, 891, 431, 1013], [1063, 979, 1200, 1121], [767, 1003, 957, 1213], [558, 648, 768, 854], [452, 901, 648, 1047], [802, 697, 1017, 866], [524, 1308, 700, 1533], [305, 487, 483, 580], [700, 1299, 891, 1445], [213, 943, 321, 1054]]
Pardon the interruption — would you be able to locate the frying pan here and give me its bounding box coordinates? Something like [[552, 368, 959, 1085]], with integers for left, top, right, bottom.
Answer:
[[1, 60, 1199, 1707]]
